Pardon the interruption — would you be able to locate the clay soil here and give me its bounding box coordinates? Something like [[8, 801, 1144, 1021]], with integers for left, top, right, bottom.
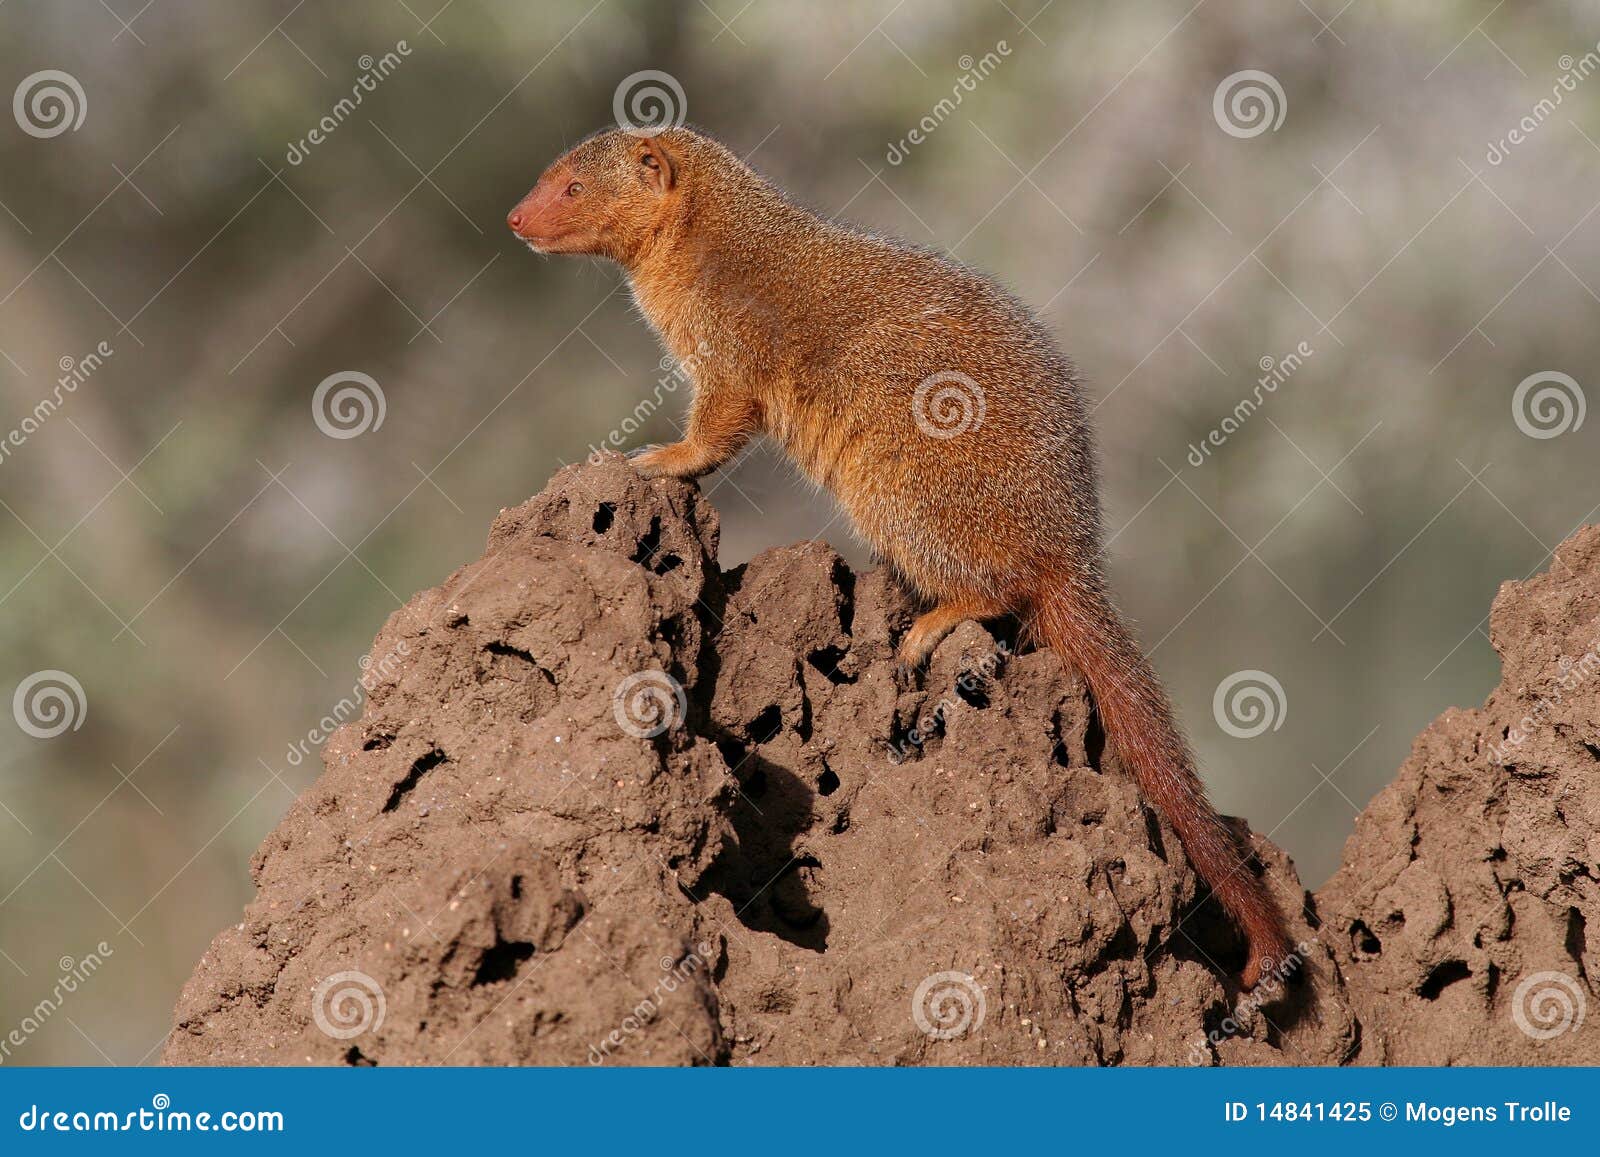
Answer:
[[163, 456, 1599, 1065]]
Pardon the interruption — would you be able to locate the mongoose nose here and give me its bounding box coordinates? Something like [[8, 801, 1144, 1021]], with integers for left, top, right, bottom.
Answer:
[[507, 210, 524, 232]]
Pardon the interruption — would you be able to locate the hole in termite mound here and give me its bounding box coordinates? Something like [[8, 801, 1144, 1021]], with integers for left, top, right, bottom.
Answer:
[[383, 748, 446, 813], [472, 935, 536, 986]]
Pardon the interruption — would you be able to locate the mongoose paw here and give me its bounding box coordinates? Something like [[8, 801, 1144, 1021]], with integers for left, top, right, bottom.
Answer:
[[894, 632, 937, 672], [628, 442, 710, 480], [891, 644, 927, 686], [627, 444, 682, 479], [893, 646, 927, 674]]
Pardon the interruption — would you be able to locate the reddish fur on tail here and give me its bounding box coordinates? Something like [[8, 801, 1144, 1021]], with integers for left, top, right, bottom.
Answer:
[[1032, 575, 1293, 990]]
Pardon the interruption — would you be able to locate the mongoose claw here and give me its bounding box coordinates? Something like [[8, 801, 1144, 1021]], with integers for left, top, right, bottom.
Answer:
[[626, 444, 677, 479], [893, 651, 925, 678], [891, 653, 924, 688], [893, 634, 934, 672]]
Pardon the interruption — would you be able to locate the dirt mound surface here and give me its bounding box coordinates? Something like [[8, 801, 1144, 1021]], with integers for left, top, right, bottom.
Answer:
[[1318, 526, 1600, 1064], [163, 458, 1598, 1065]]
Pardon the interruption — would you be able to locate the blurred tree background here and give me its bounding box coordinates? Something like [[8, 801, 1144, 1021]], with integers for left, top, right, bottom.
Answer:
[[0, 0, 1596, 1062]]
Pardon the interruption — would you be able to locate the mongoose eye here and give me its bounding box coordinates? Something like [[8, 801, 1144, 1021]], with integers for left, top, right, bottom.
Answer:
[[565, 181, 583, 197], [640, 153, 659, 171]]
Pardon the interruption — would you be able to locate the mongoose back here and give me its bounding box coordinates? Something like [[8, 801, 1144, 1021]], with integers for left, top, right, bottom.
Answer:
[[508, 125, 1294, 989]]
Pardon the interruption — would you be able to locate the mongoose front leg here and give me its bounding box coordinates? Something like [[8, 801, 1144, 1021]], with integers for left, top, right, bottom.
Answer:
[[630, 387, 758, 479], [896, 596, 1009, 670]]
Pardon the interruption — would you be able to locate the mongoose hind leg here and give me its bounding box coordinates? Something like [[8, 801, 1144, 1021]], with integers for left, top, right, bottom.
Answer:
[[896, 594, 1009, 670]]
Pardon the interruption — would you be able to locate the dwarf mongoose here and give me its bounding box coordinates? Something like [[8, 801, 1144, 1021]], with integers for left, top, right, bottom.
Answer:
[[508, 125, 1293, 989]]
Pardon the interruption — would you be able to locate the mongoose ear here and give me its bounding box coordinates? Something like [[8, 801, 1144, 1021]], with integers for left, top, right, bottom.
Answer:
[[637, 136, 675, 193]]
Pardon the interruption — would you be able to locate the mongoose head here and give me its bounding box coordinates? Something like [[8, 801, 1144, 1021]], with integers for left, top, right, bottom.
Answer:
[[507, 127, 679, 263]]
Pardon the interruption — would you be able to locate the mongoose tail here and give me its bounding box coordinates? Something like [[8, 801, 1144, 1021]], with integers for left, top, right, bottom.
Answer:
[[1031, 574, 1294, 990]]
